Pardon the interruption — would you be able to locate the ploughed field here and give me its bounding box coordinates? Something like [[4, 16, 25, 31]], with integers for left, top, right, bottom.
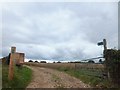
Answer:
[[24, 62, 104, 70]]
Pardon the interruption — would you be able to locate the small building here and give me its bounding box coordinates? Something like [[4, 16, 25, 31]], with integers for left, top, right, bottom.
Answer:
[[12, 52, 24, 65], [10, 47, 25, 65], [2, 47, 25, 65]]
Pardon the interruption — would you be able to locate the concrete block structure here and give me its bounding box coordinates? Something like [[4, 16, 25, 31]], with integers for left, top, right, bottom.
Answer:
[[1, 47, 25, 65], [10, 47, 25, 65], [12, 53, 24, 65]]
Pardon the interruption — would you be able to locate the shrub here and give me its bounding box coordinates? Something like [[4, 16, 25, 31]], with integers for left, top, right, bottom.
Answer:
[[40, 61, 46, 63], [34, 61, 39, 63], [88, 60, 95, 63], [28, 60, 33, 62], [105, 49, 120, 87], [57, 61, 61, 63]]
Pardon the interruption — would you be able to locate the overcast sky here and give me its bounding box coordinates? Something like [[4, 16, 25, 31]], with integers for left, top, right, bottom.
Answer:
[[1, 2, 118, 60]]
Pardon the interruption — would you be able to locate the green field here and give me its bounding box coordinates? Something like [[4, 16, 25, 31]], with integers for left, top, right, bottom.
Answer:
[[2, 64, 32, 89], [57, 67, 113, 88]]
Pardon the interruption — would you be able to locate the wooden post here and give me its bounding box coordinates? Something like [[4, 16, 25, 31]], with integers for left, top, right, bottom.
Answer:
[[8, 47, 16, 80], [103, 39, 107, 51], [103, 39, 110, 79]]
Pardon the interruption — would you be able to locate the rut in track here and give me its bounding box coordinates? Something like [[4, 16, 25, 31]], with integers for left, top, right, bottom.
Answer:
[[26, 66, 90, 88]]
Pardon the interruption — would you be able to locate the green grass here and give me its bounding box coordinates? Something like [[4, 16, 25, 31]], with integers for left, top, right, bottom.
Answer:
[[2, 64, 32, 89], [0, 64, 2, 89], [57, 67, 113, 88]]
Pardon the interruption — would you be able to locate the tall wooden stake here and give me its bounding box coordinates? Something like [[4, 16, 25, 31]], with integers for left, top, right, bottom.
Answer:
[[8, 53, 14, 80], [103, 39, 110, 79], [8, 47, 16, 80], [103, 39, 107, 51]]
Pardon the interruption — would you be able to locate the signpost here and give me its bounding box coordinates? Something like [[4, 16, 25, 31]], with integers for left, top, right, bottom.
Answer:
[[97, 39, 110, 79], [97, 39, 107, 51]]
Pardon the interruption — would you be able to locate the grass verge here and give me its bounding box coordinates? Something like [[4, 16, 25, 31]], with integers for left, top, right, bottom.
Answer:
[[2, 64, 32, 89], [57, 67, 113, 88], [0, 64, 2, 89]]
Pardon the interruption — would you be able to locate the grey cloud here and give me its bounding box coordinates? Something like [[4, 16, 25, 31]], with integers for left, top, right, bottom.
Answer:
[[2, 2, 118, 60]]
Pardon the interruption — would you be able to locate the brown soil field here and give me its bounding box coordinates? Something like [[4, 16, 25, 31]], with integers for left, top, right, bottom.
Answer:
[[24, 62, 104, 70]]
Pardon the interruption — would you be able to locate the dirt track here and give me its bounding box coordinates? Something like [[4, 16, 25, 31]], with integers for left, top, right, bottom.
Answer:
[[26, 66, 90, 88]]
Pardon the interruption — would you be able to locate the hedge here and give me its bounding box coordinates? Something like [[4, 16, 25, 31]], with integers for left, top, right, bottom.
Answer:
[[104, 49, 120, 87]]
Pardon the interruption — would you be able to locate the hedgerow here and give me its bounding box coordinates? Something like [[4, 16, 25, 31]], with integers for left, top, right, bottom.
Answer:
[[105, 49, 120, 87]]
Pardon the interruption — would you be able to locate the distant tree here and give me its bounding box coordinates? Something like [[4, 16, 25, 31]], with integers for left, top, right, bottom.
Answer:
[[40, 61, 46, 63], [88, 60, 95, 63], [53, 61, 55, 63], [57, 61, 61, 63], [69, 62, 74, 63], [99, 59, 102, 63], [28, 60, 33, 62], [75, 61, 81, 63], [34, 61, 39, 63]]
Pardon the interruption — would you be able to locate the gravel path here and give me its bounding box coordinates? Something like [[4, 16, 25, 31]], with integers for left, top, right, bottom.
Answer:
[[26, 66, 90, 88]]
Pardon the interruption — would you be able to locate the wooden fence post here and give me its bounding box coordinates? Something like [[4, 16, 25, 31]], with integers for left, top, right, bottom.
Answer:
[[103, 39, 110, 79], [8, 47, 16, 80]]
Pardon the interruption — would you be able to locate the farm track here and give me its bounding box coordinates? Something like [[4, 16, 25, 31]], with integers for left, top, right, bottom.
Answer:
[[26, 65, 90, 88]]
